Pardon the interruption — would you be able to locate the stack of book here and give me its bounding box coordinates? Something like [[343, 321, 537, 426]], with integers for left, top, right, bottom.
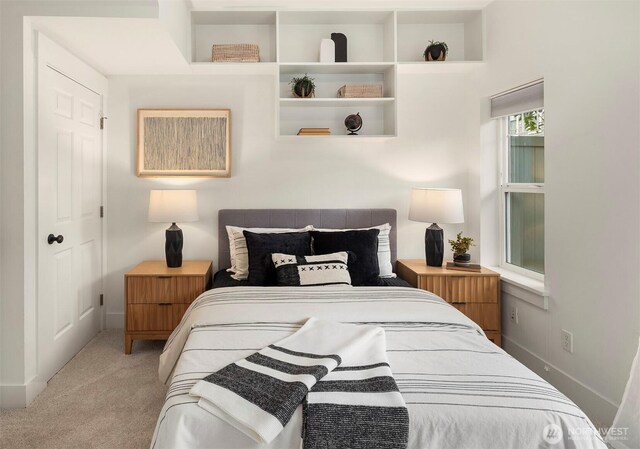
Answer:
[[297, 128, 330, 136], [445, 261, 482, 273]]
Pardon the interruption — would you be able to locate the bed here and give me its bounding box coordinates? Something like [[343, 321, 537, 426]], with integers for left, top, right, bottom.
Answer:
[[150, 209, 606, 449]]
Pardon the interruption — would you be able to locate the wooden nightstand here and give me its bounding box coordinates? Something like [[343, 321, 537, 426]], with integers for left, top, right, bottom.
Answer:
[[124, 260, 212, 354], [397, 259, 501, 347]]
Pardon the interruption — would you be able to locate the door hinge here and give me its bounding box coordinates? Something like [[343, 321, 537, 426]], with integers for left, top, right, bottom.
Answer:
[[100, 294, 104, 306], [100, 116, 107, 130], [100, 206, 104, 218]]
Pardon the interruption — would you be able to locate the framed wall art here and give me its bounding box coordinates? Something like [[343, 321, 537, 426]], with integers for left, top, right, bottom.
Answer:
[[137, 109, 231, 177]]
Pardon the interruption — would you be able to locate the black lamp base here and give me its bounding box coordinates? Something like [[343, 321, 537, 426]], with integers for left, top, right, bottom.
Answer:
[[165, 223, 183, 268], [425, 223, 444, 267]]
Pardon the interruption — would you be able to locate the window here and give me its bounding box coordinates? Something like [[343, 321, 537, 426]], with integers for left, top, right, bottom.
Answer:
[[500, 109, 545, 276]]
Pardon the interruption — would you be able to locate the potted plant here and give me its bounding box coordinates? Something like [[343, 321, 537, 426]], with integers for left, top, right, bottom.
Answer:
[[290, 74, 316, 98], [448, 232, 474, 263], [423, 40, 448, 61]]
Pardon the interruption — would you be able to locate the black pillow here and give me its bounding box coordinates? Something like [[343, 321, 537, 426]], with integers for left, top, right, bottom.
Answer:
[[244, 231, 312, 286], [310, 229, 380, 286]]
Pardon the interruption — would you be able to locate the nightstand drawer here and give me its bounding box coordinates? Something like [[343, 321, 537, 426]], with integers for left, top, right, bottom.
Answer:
[[127, 276, 176, 304], [452, 303, 499, 330], [418, 276, 447, 298], [127, 304, 173, 331], [174, 276, 207, 303], [446, 276, 498, 304], [418, 275, 498, 304]]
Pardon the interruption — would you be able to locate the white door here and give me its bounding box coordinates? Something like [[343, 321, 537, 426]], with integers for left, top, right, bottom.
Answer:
[[37, 63, 103, 382]]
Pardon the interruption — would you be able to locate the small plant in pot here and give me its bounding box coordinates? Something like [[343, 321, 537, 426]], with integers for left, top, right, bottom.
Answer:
[[423, 40, 448, 61], [448, 232, 474, 263], [290, 74, 316, 98]]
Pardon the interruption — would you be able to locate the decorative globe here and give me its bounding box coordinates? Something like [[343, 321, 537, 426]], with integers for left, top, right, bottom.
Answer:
[[345, 113, 362, 135]]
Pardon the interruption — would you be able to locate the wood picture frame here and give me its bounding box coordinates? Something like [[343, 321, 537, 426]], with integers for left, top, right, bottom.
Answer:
[[137, 109, 231, 177]]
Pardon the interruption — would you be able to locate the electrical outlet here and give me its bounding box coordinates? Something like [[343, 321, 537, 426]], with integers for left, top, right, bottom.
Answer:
[[561, 329, 573, 353], [509, 306, 519, 324]]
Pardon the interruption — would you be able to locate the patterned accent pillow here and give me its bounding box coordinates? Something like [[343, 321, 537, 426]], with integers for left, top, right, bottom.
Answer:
[[272, 252, 351, 287], [226, 225, 313, 280]]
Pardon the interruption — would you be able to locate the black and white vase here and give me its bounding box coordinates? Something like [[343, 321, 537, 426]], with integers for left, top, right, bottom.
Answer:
[[453, 253, 471, 264]]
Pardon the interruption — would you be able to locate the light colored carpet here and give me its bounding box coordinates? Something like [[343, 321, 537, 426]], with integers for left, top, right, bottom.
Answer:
[[0, 330, 167, 449]]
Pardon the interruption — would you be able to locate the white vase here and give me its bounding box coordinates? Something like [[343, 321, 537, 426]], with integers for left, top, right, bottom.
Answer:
[[319, 39, 335, 63]]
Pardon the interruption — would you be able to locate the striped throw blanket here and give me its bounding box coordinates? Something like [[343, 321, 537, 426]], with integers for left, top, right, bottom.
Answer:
[[189, 317, 409, 448]]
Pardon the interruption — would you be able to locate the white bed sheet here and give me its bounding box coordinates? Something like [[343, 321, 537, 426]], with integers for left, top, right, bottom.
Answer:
[[151, 287, 606, 449]]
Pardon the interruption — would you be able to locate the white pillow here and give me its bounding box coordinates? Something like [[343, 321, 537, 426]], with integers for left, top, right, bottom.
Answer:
[[225, 225, 313, 280], [311, 223, 396, 278]]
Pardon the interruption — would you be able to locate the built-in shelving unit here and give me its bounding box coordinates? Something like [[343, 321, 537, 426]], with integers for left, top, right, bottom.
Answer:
[[189, 8, 484, 138], [191, 11, 277, 63], [396, 10, 483, 63]]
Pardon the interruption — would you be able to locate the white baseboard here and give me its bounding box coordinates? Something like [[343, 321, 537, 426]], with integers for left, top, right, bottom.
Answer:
[[106, 312, 124, 329], [0, 376, 46, 409], [502, 336, 618, 427]]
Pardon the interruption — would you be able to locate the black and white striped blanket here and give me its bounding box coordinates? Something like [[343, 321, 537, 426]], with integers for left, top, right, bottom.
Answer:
[[152, 287, 607, 449], [189, 318, 409, 447]]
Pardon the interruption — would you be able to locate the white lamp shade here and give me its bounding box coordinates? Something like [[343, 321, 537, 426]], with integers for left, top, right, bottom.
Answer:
[[148, 190, 199, 223], [409, 188, 464, 224]]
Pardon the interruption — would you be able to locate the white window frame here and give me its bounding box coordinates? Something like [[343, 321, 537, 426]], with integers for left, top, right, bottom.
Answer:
[[498, 115, 545, 281]]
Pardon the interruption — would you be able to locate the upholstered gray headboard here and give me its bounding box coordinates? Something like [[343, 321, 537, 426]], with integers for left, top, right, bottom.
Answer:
[[218, 209, 397, 269]]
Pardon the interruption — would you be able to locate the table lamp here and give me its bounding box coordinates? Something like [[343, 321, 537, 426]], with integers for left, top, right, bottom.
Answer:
[[409, 188, 464, 267], [148, 190, 199, 268]]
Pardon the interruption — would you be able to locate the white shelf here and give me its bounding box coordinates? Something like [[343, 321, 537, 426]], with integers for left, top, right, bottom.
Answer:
[[190, 62, 277, 75], [396, 10, 483, 62], [278, 134, 396, 140], [192, 11, 276, 25], [279, 62, 394, 75], [397, 61, 483, 74], [191, 11, 277, 63], [278, 11, 393, 25], [278, 11, 395, 63], [278, 100, 395, 137], [280, 98, 395, 107]]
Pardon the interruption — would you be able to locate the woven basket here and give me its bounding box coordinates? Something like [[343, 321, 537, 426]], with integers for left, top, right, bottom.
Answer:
[[212, 44, 260, 63], [337, 84, 383, 98]]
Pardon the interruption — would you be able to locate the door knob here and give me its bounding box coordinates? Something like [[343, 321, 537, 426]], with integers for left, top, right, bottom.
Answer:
[[47, 234, 64, 245]]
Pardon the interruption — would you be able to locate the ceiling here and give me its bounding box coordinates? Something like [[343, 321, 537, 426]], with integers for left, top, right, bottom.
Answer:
[[28, 16, 190, 75]]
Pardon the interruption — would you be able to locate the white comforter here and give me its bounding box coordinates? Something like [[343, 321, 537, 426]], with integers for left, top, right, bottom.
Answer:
[[152, 287, 606, 449]]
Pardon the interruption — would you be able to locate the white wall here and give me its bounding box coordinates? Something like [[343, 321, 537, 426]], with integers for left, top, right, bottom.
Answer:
[[0, 0, 3, 405], [104, 71, 481, 327], [479, 1, 640, 426], [157, 0, 190, 62], [0, 0, 159, 408]]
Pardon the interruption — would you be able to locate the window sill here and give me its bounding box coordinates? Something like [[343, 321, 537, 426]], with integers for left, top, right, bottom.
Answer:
[[488, 266, 548, 310]]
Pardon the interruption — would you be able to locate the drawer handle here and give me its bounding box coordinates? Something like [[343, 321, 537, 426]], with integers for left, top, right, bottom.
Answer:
[[158, 302, 172, 306], [157, 276, 171, 279], [450, 301, 466, 305]]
